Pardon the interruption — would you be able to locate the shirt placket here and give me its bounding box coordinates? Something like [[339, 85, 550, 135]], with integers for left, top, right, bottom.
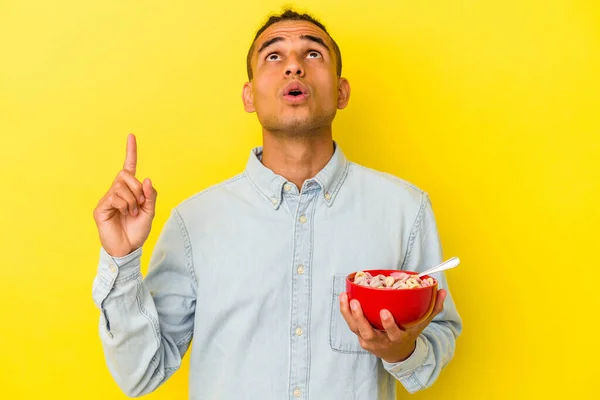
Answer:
[[287, 182, 317, 400]]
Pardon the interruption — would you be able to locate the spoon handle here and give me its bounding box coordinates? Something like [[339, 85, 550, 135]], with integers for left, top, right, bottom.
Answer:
[[417, 257, 460, 278]]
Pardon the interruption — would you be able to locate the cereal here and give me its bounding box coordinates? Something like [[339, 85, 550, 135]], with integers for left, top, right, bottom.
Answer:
[[369, 275, 384, 288], [352, 271, 435, 289], [384, 276, 395, 287]]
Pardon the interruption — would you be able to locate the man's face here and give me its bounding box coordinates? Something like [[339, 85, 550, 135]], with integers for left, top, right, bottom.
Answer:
[[243, 21, 350, 135]]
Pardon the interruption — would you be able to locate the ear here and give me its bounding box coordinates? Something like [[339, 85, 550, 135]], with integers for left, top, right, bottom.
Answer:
[[242, 82, 255, 113], [337, 78, 351, 110]]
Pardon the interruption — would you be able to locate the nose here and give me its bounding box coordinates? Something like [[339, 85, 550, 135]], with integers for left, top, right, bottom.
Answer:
[[284, 55, 305, 77]]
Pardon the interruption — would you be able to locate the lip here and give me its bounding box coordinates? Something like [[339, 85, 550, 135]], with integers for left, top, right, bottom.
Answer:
[[282, 81, 309, 104]]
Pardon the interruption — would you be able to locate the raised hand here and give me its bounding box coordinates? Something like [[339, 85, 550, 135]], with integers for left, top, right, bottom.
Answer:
[[93, 134, 157, 257]]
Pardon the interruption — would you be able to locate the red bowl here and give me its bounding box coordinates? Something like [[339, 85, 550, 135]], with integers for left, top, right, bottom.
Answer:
[[346, 270, 438, 330]]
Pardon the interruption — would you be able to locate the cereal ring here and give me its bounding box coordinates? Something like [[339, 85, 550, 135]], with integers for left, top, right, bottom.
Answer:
[[384, 276, 395, 287], [355, 271, 366, 280]]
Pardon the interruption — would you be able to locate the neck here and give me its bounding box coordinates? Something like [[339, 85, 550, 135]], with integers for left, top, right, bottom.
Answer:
[[261, 127, 335, 191]]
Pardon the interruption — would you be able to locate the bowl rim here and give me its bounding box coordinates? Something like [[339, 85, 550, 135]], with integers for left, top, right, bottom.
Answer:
[[346, 269, 438, 291]]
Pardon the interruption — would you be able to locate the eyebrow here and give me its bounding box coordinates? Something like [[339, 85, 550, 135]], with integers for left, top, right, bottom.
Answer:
[[300, 35, 330, 52], [257, 34, 331, 55], [257, 37, 284, 55]]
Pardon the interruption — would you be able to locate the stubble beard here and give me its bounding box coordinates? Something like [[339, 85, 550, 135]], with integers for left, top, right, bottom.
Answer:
[[260, 109, 336, 138]]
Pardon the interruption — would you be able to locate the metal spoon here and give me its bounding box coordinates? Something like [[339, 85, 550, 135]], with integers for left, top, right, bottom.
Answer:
[[417, 257, 460, 278]]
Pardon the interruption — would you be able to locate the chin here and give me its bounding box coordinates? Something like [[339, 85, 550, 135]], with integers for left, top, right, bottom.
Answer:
[[259, 114, 335, 136]]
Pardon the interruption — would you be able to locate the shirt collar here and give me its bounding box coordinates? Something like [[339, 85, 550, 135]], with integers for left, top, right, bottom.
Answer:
[[244, 141, 349, 209]]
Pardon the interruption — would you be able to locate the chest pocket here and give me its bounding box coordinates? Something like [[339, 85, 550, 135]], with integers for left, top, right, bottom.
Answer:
[[329, 274, 372, 355]]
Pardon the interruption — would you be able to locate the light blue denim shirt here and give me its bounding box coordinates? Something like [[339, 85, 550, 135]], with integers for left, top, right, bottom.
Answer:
[[92, 143, 462, 399]]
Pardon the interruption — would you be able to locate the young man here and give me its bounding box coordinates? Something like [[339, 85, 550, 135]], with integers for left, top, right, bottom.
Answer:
[[92, 9, 462, 399]]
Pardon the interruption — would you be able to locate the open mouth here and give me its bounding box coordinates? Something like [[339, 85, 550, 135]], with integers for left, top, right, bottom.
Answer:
[[283, 82, 308, 98], [282, 82, 308, 103]]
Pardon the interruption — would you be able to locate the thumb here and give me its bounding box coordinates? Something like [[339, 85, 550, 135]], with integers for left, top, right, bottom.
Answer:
[[141, 178, 157, 208]]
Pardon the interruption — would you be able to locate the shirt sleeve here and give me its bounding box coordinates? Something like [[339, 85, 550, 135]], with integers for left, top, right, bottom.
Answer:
[[91, 208, 198, 397], [382, 192, 463, 394]]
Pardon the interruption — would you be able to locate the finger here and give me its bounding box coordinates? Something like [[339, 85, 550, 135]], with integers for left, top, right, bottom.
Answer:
[[117, 170, 145, 204], [349, 299, 377, 341], [339, 293, 357, 334], [431, 289, 447, 319], [141, 178, 157, 217], [142, 178, 156, 203], [113, 182, 139, 216], [106, 193, 129, 215], [123, 133, 137, 175], [407, 289, 448, 334], [380, 309, 407, 342]]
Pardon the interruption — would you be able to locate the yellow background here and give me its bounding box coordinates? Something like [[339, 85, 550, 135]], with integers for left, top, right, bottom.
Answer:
[[1, 0, 598, 398]]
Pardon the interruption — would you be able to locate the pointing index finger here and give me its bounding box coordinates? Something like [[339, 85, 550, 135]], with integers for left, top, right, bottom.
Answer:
[[124, 133, 137, 175]]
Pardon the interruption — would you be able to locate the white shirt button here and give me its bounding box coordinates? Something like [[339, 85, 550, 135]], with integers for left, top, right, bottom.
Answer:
[[109, 263, 117, 273], [295, 327, 303, 336], [283, 183, 292, 192], [297, 265, 305, 275], [271, 197, 278, 205], [293, 388, 301, 397], [324, 192, 332, 200], [299, 215, 307, 224]]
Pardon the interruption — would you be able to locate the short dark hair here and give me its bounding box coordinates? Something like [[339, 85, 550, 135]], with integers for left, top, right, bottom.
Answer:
[[246, 9, 342, 81]]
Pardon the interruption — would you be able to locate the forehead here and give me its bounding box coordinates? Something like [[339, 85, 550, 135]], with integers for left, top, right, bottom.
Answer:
[[255, 20, 332, 49]]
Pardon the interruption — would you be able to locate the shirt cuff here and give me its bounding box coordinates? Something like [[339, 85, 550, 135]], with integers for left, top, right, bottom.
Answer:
[[382, 335, 428, 377], [101, 246, 143, 277], [92, 247, 143, 308]]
